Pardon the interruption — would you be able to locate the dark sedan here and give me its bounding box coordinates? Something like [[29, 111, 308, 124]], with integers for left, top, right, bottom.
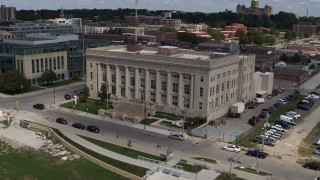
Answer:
[[303, 162, 320, 171], [33, 103, 45, 110], [87, 125, 100, 133], [56, 118, 68, 125], [72, 123, 86, 130], [246, 149, 268, 159]]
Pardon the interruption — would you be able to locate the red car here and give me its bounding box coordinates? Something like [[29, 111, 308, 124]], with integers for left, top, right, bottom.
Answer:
[[56, 118, 68, 125]]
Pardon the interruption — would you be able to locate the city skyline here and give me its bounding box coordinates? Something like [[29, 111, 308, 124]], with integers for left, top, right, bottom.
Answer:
[[2, 0, 320, 17]]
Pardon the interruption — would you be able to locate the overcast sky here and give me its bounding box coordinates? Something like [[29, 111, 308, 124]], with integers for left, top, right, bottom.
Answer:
[[3, 0, 320, 17]]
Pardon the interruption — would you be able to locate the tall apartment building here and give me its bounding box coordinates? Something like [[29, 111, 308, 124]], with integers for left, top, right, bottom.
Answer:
[[86, 45, 255, 120], [0, 5, 16, 21], [0, 23, 74, 37]]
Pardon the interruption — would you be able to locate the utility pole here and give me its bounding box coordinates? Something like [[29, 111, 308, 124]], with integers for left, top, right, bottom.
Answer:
[[141, 90, 145, 129]]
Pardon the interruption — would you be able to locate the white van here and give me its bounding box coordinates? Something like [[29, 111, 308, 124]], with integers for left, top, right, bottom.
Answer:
[[255, 98, 265, 104], [280, 115, 296, 125]]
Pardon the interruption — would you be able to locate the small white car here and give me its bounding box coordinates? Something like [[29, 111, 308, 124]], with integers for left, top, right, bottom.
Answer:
[[271, 125, 288, 132], [286, 111, 301, 119], [265, 132, 281, 139], [222, 144, 241, 153], [316, 139, 320, 145], [308, 94, 320, 100], [278, 99, 287, 104]]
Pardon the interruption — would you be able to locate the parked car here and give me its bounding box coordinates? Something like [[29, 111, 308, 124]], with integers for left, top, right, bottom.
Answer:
[[275, 120, 291, 129], [303, 162, 320, 171], [316, 139, 320, 145], [255, 98, 265, 104], [313, 148, 320, 156], [266, 94, 273, 99], [279, 115, 296, 125], [168, 133, 185, 141], [56, 118, 68, 124], [286, 111, 301, 119], [308, 94, 320, 100], [64, 94, 71, 100], [77, 91, 84, 97], [33, 103, 45, 110], [273, 102, 282, 109], [268, 107, 275, 114], [311, 91, 320, 96], [222, 144, 241, 153], [86, 125, 100, 133], [278, 88, 285, 93], [255, 136, 276, 146], [246, 149, 268, 159], [298, 104, 311, 111], [299, 100, 313, 107], [72, 123, 86, 130], [246, 102, 257, 109], [271, 124, 288, 132], [278, 99, 287, 104]]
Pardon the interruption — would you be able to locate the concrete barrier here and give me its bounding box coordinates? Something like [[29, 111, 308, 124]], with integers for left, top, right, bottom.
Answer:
[[49, 128, 141, 180]]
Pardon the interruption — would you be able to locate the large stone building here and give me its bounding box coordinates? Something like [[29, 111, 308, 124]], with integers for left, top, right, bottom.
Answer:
[[236, 0, 272, 16], [86, 45, 255, 120]]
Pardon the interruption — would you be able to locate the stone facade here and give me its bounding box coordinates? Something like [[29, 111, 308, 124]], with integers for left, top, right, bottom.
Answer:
[[86, 45, 255, 120], [236, 0, 272, 16]]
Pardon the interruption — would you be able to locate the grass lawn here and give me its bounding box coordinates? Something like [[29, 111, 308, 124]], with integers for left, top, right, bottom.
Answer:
[[298, 121, 320, 157], [79, 135, 161, 161], [215, 172, 245, 180], [53, 129, 147, 177], [60, 100, 110, 115], [234, 166, 271, 176], [0, 141, 128, 180], [192, 157, 217, 164], [1, 86, 44, 95], [159, 120, 174, 127], [237, 93, 304, 148], [44, 79, 82, 88], [139, 118, 159, 125], [176, 160, 205, 173], [154, 112, 181, 121]]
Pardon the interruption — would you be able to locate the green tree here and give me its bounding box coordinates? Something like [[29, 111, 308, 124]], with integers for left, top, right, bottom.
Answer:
[[265, 36, 276, 45], [304, 32, 310, 38], [309, 63, 316, 70], [235, 29, 245, 38], [160, 26, 176, 32], [72, 72, 80, 80], [98, 83, 110, 103], [204, 29, 225, 41], [270, 28, 280, 37], [292, 53, 301, 64], [80, 86, 90, 103], [127, 139, 132, 149], [0, 70, 30, 94], [40, 69, 57, 84]]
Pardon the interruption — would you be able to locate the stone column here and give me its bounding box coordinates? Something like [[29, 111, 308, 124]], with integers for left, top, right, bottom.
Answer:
[[125, 66, 130, 99], [106, 64, 111, 91], [145, 69, 150, 101], [190, 74, 194, 109], [166, 72, 171, 106], [96, 63, 100, 92], [178, 72, 183, 108], [115, 65, 120, 97], [135, 68, 140, 100], [156, 70, 161, 104]]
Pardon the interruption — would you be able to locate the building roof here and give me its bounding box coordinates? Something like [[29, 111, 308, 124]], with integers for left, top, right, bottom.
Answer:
[[0, 30, 14, 36], [273, 68, 308, 76], [255, 54, 280, 63]]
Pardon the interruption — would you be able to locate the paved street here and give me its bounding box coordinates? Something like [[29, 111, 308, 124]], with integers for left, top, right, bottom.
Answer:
[[0, 81, 319, 179]]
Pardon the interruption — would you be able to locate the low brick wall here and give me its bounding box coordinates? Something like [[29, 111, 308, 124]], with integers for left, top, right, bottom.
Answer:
[[49, 129, 141, 180]]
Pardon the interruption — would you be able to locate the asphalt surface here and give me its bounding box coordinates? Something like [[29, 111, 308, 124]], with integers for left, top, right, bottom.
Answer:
[[0, 81, 319, 180]]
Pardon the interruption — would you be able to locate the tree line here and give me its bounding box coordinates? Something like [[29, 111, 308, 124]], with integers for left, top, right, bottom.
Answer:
[[16, 9, 320, 31]]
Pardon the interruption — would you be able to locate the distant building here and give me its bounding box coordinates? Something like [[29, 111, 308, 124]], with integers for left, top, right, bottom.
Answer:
[[0, 5, 16, 21], [159, 19, 181, 30], [273, 68, 309, 83], [74, 25, 109, 34], [0, 30, 15, 41], [254, 53, 281, 72], [0, 23, 74, 37], [222, 23, 248, 38], [236, 0, 272, 16], [49, 18, 82, 27], [197, 42, 240, 55], [254, 72, 274, 97], [293, 24, 317, 37], [124, 16, 139, 27]]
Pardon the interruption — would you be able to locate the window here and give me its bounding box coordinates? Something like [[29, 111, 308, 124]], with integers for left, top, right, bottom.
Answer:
[[90, 72, 93, 80], [32, 59, 35, 73], [222, 83, 224, 91], [160, 72, 167, 77], [183, 74, 191, 80], [138, 68, 144, 74], [121, 87, 125, 97], [102, 73, 106, 82], [36, 59, 39, 73], [40, 58, 44, 72], [111, 86, 116, 95], [200, 76, 204, 82], [172, 83, 178, 93], [227, 81, 230, 89], [151, 80, 156, 89], [141, 79, 145, 87], [90, 84, 93, 90], [221, 95, 224, 103], [110, 65, 116, 70], [90, 63, 92, 67], [184, 85, 190, 95], [53, 57, 56, 70], [130, 77, 135, 86], [121, 76, 125, 85], [172, 96, 178, 105], [129, 67, 135, 73], [200, 87, 203, 97], [171, 73, 179, 78], [199, 102, 202, 110], [161, 81, 167, 91], [184, 97, 190, 108], [215, 98, 218, 107], [57, 56, 60, 69], [49, 57, 52, 70], [223, 72, 226, 77], [149, 70, 156, 76], [161, 94, 167, 104], [150, 92, 156, 102], [119, 66, 125, 72], [112, 74, 116, 83], [216, 85, 219, 94], [45, 58, 48, 71]]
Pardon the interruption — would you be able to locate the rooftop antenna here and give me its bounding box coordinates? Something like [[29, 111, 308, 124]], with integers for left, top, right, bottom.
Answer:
[[306, 8, 309, 18], [60, 6, 64, 18], [135, 0, 138, 43]]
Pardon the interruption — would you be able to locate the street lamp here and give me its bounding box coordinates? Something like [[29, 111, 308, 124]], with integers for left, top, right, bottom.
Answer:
[[262, 112, 269, 152], [106, 80, 109, 110], [20, 84, 23, 95], [44, 81, 47, 91], [181, 110, 186, 136], [141, 90, 145, 129], [53, 85, 56, 104]]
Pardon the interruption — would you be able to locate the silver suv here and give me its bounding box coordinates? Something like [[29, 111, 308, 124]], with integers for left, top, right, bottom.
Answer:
[[168, 133, 185, 141]]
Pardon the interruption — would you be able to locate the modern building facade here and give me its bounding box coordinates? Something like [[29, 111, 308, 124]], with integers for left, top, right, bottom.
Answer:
[[0, 23, 74, 38], [236, 0, 272, 16], [86, 45, 255, 120]]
